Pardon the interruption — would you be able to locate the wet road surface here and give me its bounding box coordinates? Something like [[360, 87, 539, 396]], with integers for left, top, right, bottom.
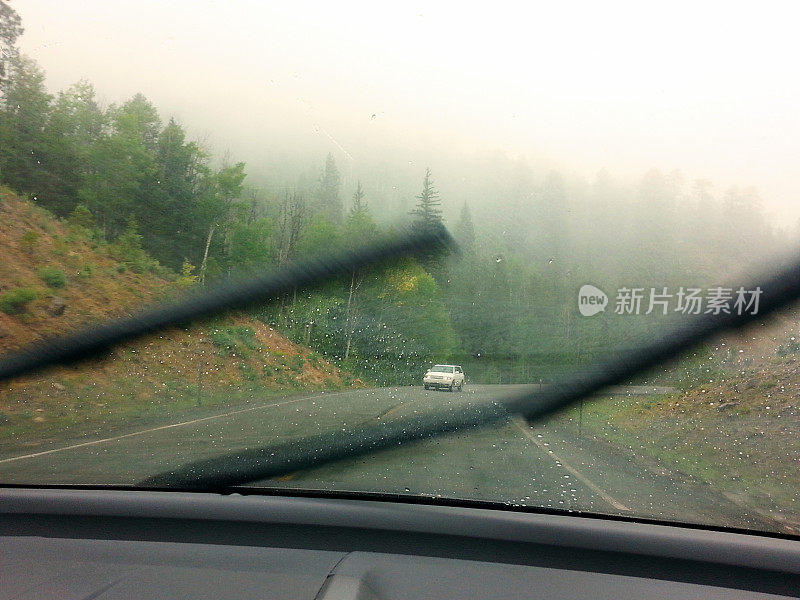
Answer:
[[0, 385, 774, 531]]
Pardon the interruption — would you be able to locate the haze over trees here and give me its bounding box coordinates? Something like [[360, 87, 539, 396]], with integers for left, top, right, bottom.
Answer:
[[0, 2, 789, 384]]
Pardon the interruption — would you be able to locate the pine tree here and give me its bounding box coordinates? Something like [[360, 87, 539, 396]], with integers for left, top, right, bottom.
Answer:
[[410, 168, 448, 283], [0, 0, 24, 95], [351, 181, 366, 214], [318, 153, 342, 223], [43, 80, 105, 214], [0, 55, 53, 200], [68, 203, 95, 229], [77, 93, 159, 238], [113, 93, 161, 151], [410, 168, 443, 231], [454, 202, 475, 253], [149, 117, 203, 268]]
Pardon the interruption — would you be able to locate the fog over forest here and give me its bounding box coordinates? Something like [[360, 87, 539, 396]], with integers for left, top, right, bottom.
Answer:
[[3, 0, 799, 383], [18, 1, 800, 220]]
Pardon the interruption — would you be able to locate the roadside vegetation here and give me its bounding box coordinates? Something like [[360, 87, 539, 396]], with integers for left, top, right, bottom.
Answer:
[[0, 192, 352, 452], [558, 340, 800, 530]]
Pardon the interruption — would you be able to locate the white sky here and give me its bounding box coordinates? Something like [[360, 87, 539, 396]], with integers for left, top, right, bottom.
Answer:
[[16, 0, 800, 222]]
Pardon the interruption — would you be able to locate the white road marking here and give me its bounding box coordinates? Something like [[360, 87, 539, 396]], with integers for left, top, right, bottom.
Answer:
[[511, 417, 630, 512], [0, 392, 346, 464]]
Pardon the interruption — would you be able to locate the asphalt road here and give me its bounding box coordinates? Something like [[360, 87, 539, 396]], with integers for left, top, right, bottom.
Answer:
[[0, 384, 773, 531]]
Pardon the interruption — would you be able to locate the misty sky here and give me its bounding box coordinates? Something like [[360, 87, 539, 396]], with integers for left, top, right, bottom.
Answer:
[[16, 0, 800, 223]]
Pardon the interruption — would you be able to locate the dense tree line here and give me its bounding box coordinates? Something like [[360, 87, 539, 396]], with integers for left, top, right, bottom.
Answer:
[[443, 163, 786, 382], [0, 4, 455, 384], [1, 2, 788, 385], [0, 55, 252, 273]]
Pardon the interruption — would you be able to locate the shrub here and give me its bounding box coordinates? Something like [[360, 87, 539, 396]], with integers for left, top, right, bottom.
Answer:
[[19, 231, 39, 253], [175, 259, 198, 288], [238, 363, 259, 382], [51, 237, 68, 256], [108, 215, 160, 274], [274, 371, 300, 388], [209, 326, 258, 357], [776, 337, 800, 356], [68, 203, 95, 229], [0, 288, 38, 315], [37, 266, 67, 288], [148, 262, 173, 278], [287, 355, 305, 372]]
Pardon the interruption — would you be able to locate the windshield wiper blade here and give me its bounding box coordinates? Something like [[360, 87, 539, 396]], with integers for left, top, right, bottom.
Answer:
[[0, 226, 455, 382], [141, 255, 800, 489], [141, 402, 509, 489]]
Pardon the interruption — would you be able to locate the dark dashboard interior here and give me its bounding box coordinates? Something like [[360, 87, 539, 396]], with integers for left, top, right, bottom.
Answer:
[[2, 488, 798, 599]]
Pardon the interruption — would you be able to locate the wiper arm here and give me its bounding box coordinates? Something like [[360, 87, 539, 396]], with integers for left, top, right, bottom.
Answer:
[[142, 256, 800, 489], [0, 226, 455, 381]]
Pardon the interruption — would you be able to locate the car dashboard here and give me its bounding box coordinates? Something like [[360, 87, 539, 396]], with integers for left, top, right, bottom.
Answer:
[[1, 487, 799, 599]]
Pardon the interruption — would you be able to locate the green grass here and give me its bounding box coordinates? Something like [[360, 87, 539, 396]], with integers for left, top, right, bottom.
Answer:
[[37, 266, 67, 288], [287, 355, 304, 372], [77, 264, 95, 278], [0, 287, 38, 314], [18, 230, 39, 253], [209, 325, 258, 357]]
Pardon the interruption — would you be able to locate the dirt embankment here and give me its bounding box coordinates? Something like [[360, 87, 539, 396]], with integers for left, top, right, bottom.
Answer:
[[0, 190, 357, 444], [575, 317, 800, 532]]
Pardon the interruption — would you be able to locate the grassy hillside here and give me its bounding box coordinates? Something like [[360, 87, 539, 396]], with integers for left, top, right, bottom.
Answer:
[[0, 189, 356, 451], [561, 322, 800, 532]]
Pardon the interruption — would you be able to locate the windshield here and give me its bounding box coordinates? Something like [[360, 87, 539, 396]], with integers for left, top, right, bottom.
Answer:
[[0, 1, 798, 537]]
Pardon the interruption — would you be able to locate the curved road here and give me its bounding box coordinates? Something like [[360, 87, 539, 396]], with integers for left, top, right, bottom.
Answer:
[[0, 384, 775, 531]]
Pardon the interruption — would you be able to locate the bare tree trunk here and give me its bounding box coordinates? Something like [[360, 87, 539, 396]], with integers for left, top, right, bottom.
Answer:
[[275, 193, 307, 328], [344, 333, 352, 361], [343, 271, 364, 361], [281, 291, 291, 329], [199, 224, 216, 285], [343, 271, 356, 360]]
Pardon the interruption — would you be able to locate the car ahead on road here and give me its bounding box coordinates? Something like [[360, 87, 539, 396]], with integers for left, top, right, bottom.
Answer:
[[423, 364, 465, 391]]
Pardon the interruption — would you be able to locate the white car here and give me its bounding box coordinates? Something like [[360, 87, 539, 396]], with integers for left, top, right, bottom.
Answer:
[[423, 364, 465, 391]]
